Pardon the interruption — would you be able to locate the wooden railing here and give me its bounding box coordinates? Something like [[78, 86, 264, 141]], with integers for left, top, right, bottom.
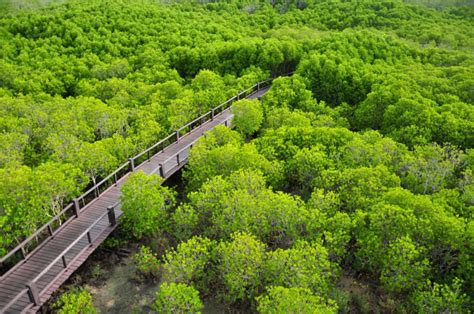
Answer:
[[0, 74, 279, 278]]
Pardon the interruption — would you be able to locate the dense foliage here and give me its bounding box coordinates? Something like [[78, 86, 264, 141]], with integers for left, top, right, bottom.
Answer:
[[0, 0, 472, 312], [120, 171, 175, 238], [53, 288, 96, 314], [153, 282, 203, 314], [256, 286, 338, 313], [132, 245, 161, 280]]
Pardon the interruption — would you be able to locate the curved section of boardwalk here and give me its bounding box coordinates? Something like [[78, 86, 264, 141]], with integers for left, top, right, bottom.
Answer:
[[0, 82, 272, 313]]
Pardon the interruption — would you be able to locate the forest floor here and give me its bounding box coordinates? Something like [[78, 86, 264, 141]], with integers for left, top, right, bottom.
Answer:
[[85, 256, 157, 313], [338, 273, 377, 313]]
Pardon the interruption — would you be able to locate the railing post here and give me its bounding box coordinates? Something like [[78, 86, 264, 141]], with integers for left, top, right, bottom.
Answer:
[[129, 158, 135, 172], [224, 120, 228, 127], [87, 231, 92, 245], [159, 164, 164, 177], [47, 225, 54, 236], [211, 109, 215, 120], [107, 206, 117, 226], [176, 130, 180, 141], [20, 246, 26, 259], [62, 255, 67, 268], [26, 282, 40, 305], [114, 173, 118, 186], [177, 154, 180, 165], [73, 198, 80, 217], [257, 82, 260, 90]]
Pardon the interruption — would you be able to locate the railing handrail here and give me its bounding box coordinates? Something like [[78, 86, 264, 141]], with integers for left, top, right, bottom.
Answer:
[[0, 73, 288, 267]]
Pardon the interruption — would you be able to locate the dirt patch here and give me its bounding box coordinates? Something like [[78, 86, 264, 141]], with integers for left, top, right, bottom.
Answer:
[[338, 273, 379, 314], [87, 258, 158, 313]]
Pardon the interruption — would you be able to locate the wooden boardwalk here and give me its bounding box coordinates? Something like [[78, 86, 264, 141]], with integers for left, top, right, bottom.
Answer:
[[0, 81, 272, 313]]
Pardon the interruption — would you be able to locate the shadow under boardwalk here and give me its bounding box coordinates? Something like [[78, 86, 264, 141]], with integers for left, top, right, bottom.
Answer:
[[0, 85, 272, 313]]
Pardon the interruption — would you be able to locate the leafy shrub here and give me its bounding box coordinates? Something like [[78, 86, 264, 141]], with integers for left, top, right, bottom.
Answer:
[[215, 232, 267, 304], [188, 169, 307, 247], [121, 171, 176, 238], [162, 236, 214, 292], [380, 236, 430, 293], [261, 74, 315, 111], [193, 125, 243, 150], [153, 282, 203, 314], [410, 278, 468, 313], [313, 165, 401, 213], [53, 288, 96, 314], [184, 127, 283, 191], [256, 286, 338, 314], [171, 204, 200, 242], [231, 99, 263, 137], [184, 142, 283, 191], [263, 240, 334, 298], [132, 245, 160, 279]]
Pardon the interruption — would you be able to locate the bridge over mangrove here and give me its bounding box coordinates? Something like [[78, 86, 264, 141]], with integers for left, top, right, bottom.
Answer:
[[0, 77, 275, 313]]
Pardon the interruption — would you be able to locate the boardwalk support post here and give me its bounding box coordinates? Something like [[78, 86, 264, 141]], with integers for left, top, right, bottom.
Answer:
[[159, 164, 164, 178], [129, 158, 135, 172], [107, 206, 116, 226], [26, 282, 40, 305], [224, 120, 228, 127], [73, 198, 80, 217], [87, 231, 92, 245]]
